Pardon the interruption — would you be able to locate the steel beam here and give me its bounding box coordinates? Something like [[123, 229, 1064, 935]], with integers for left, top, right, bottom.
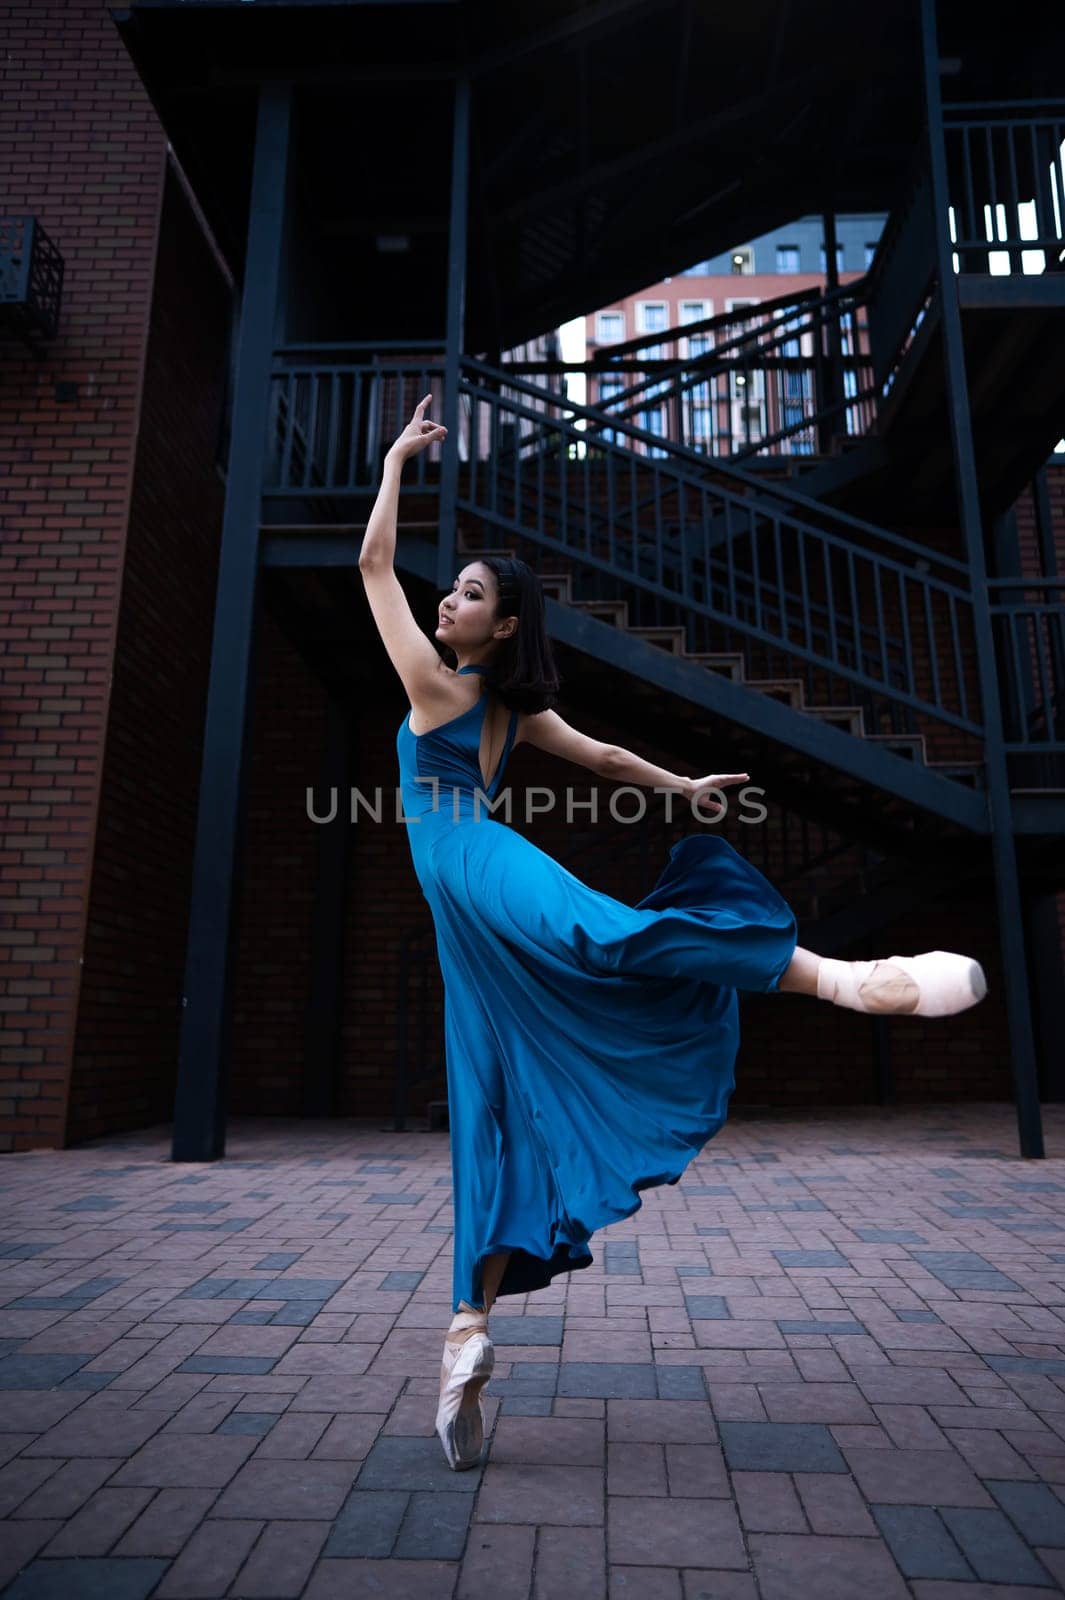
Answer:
[[171, 83, 291, 1162], [437, 73, 469, 593], [921, 0, 1044, 1158]]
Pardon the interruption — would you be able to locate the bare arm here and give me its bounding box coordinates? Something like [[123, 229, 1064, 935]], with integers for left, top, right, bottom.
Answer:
[[518, 709, 749, 816], [604, 742, 695, 797]]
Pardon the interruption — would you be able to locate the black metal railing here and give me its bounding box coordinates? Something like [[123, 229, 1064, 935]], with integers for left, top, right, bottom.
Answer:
[[457, 356, 981, 744], [532, 283, 878, 462], [943, 101, 1065, 274], [989, 577, 1065, 750], [267, 345, 446, 495]]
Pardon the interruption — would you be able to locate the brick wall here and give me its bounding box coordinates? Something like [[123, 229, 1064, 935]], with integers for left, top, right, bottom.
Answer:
[[0, 1, 169, 1150], [66, 167, 230, 1144]]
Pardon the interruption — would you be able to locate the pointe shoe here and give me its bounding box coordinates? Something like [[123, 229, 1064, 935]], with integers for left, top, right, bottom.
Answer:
[[817, 951, 988, 1017], [436, 1313, 494, 1471]]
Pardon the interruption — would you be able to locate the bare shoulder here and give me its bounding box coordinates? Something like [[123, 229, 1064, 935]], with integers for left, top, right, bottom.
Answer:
[[408, 659, 477, 732], [512, 707, 616, 776]]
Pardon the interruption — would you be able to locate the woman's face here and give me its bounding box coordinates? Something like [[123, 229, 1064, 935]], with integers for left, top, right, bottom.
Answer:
[[436, 562, 498, 649]]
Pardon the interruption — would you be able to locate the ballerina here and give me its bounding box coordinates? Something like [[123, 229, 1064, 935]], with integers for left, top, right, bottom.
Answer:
[[358, 395, 987, 1470]]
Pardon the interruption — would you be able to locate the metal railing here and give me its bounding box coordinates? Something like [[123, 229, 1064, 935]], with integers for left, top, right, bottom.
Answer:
[[988, 578, 1065, 750], [457, 356, 981, 746], [267, 348, 446, 496], [943, 102, 1065, 273]]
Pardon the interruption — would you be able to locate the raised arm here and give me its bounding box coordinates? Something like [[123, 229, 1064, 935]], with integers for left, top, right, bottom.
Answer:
[[519, 709, 749, 817], [357, 396, 451, 707]]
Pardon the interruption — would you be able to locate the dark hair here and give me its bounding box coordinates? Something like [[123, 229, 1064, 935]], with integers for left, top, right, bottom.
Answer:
[[446, 554, 563, 714]]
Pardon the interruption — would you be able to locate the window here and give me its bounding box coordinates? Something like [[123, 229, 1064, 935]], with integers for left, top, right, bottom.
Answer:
[[690, 400, 713, 444], [864, 241, 879, 270], [680, 299, 709, 324], [639, 403, 668, 457], [597, 310, 624, 343], [819, 241, 845, 274], [776, 245, 800, 274], [687, 331, 712, 358], [638, 301, 668, 333], [730, 246, 754, 275], [596, 375, 625, 446]]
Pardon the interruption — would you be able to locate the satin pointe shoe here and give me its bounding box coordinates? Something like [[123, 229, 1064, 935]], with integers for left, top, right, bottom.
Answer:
[[816, 951, 988, 1017], [436, 1312, 494, 1471]]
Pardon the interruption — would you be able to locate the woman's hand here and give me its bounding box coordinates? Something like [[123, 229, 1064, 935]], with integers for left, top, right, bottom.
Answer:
[[684, 771, 750, 818], [386, 394, 448, 464]]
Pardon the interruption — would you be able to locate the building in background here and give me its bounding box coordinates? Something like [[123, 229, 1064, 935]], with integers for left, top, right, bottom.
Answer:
[[586, 214, 887, 455]]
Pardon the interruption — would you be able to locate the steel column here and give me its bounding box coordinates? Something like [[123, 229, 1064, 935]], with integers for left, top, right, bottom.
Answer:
[[171, 84, 292, 1162], [437, 74, 470, 593], [1024, 887, 1065, 1103], [920, 0, 1044, 1157]]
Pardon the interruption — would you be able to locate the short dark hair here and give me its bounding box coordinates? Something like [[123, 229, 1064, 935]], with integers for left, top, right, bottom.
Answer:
[[448, 554, 562, 714]]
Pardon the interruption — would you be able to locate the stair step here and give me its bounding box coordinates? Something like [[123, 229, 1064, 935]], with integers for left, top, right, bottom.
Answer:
[[744, 677, 806, 709], [802, 705, 867, 736], [865, 733, 928, 763], [628, 626, 687, 653], [684, 652, 745, 681], [538, 572, 574, 603], [572, 599, 631, 627]]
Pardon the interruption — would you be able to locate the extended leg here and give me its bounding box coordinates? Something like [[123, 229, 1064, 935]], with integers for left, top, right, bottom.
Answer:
[[776, 944, 986, 1017]]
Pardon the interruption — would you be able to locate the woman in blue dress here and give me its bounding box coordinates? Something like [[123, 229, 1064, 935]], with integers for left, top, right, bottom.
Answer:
[[358, 397, 988, 1471]]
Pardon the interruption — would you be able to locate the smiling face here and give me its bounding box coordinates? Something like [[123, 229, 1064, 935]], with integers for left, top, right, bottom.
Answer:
[[436, 562, 514, 659]]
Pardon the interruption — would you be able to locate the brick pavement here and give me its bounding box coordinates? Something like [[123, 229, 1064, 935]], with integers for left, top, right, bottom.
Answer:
[[1, 1104, 1064, 1598]]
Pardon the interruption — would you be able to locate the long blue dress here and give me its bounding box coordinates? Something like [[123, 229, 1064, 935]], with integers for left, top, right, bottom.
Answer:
[[396, 664, 798, 1314]]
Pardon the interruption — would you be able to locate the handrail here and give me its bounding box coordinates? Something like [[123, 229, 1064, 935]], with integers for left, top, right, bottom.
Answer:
[[458, 364, 982, 738], [460, 355, 972, 577]]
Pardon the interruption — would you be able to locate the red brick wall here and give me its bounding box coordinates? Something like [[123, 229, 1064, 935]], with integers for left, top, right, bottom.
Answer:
[[228, 607, 326, 1115], [0, 1, 169, 1150], [66, 167, 230, 1144]]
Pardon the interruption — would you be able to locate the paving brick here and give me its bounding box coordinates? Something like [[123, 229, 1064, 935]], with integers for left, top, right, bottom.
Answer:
[[162, 1521, 265, 1598], [113, 1487, 220, 1557], [844, 1446, 995, 1507], [665, 1443, 731, 1498], [486, 1415, 604, 1466], [304, 1561, 460, 1598], [947, 1428, 1040, 1480], [1, 1558, 170, 1600], [607, 1494, 745, 1568], [557, 1364, 660, 1398], [940, 1507, 1057, 1585], [732, 1470, 805, 1531], [750, 1532, 910, 1599], [535, 1525, 606, 1600], [759, 1382, 876, 1424], [41, 1485, 155, 1557], [610, 1565, 682, 1599], [795, 1472, 876, 1535], [476, 1463, 603, 1525], [872, 1505, 973, 1579], [456, 1523, 535, 1600], [987, 1480, 1065, 1546], [720, 1422, 847, 1474], [607, 1399, 716, 1444], [607, 1440, 668, 1497], [395, 1491, 474, 1561], [323, 1489, 407, 1557]]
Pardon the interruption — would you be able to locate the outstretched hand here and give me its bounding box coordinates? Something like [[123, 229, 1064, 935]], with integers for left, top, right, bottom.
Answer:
[[387, 394, 448, 463], [688, 771, 750, 818]]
